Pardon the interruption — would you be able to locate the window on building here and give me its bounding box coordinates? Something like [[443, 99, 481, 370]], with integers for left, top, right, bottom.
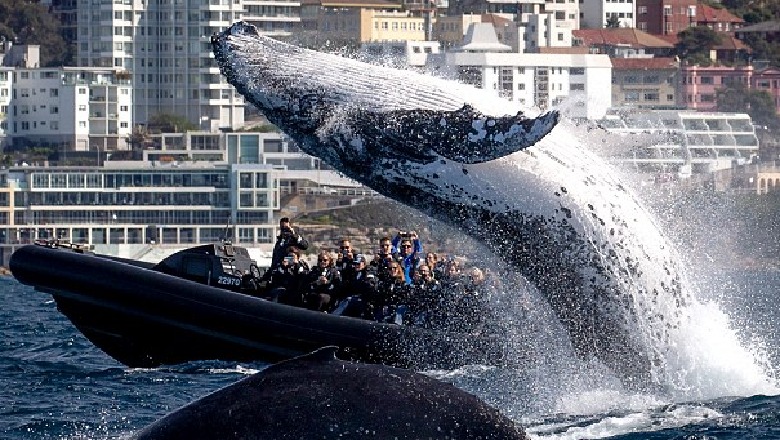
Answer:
[[570, 67, 585, 75], [700, 94, 715, 102], [700, 76, 714, 85], [571, 84, 585, 90]]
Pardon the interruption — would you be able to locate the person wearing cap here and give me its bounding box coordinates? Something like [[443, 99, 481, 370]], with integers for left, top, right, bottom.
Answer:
[[264, 217, 309, 282]]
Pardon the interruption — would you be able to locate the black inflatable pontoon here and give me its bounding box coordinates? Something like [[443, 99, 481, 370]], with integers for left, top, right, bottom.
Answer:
[[10, 242, 504, 369]]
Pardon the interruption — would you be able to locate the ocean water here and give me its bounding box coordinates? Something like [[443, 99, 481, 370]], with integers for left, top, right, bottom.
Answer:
[[2, 268, 780, 440]]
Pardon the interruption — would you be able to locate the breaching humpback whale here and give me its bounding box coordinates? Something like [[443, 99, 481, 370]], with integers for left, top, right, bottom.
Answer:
[[130, 347, 528, 439], [212, 23, 691, 388]]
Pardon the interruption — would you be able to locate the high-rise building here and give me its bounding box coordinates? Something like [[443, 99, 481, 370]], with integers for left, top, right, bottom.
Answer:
[[47, 0, 303, 133]]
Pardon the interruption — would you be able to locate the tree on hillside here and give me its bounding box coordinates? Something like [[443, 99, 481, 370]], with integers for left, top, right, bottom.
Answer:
[[721, 0, 780, 22], [0, 0, 71, 67], [676, 26, 722, 65], [717, 82, 780, 130], [739, 32, 780, 67]]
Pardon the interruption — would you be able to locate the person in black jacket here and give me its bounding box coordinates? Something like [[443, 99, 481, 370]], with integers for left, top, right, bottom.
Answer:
[[265, 217, 309, 281], [305, 251, 341, 311], [332, 254, 378, 318], [267, 248, 309, 306]]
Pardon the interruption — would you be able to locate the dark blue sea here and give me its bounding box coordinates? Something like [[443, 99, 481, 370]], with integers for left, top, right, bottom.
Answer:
[[3, 269, 780, 440]]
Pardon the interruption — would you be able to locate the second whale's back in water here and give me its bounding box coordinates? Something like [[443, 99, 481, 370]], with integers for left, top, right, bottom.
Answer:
[[130, 347, 527, 440]]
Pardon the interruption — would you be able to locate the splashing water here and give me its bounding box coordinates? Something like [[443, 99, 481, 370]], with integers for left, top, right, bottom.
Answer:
[[216, 27, 779, 405]]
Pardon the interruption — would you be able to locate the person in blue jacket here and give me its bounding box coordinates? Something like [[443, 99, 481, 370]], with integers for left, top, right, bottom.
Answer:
[[392, 231, 422, 285]]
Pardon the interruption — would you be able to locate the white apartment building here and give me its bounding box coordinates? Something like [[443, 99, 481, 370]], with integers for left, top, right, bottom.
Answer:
[[436, 11, 573, 54], [360, 40, 442, 67], [580, 0, 636, 29], [73, 0, 250, 131], [243, 0, 302, 37], [4, 67, 133, 151], [505, 12, 573, 51], [0, 67, 11, 147], [443, 51, 612, 119], [542, 0, 579, 33]]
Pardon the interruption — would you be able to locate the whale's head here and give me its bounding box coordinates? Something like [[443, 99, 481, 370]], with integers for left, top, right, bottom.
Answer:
[[212, 22, 559, 174]]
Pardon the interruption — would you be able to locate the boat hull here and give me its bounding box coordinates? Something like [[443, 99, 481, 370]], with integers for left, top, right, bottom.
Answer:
[[10, 245, 503, 369]]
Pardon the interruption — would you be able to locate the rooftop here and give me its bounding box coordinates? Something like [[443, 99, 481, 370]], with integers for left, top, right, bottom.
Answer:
[[456, 23, 512, 52], [611, 57, 678, 70], [696, 4, 744, 24], [573, 28, 674, 48]]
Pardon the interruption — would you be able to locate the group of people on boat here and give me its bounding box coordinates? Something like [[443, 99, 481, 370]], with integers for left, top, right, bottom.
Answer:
[[258, 217, 497, 330]]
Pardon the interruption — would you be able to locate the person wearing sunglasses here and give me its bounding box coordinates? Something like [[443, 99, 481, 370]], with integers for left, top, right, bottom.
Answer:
[[391, 230, 422, 285]]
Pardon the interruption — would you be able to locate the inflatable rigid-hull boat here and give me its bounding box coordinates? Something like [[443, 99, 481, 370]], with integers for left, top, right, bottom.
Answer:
[[10, 243, 504, 369]]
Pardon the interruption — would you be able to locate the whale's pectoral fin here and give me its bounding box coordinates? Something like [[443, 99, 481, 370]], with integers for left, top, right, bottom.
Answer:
[[431, 105, 560, 164], [340, 105, 560, 166]]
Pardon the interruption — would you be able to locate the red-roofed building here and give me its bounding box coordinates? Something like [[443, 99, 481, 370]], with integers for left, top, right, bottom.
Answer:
[[680, 64, 754, 111], [752, 67, 780, 117], [636, 0, 697, 36], [574, 28, 675, 57], [660, 31, 751, 64], [694, 4, 744, 32], [611, 57, 681, 109]]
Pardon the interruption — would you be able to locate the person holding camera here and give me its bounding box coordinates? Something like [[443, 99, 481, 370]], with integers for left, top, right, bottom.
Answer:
[[268, 217, 309, 273], [267, 248, 309, 306], [305, 251, 341, 312], [391, 230, 423, 285], [334, 238, 356, 279]]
